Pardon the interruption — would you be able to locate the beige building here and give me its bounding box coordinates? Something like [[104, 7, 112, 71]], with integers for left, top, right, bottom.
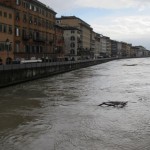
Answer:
[[126, 44, 132, 57], [92, 32, 101, 59], [100, 36, 111, 57], [106, 37, 111, 57], [56, 16, 93, 59], [0, 4, 14, 64], [117, 42, 122, 57], [63, 26, 81, 60], [120, 42, 132, 57]]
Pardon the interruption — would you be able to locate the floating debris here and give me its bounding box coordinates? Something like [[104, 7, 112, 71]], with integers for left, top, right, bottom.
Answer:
[[123, 64, 137, 66], [98, 101, 128, 108]]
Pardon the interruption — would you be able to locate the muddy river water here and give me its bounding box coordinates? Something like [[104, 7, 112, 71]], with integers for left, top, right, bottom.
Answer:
[[0, 58, 150, 150]]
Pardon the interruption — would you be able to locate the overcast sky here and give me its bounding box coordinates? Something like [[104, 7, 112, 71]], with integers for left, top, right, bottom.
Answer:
[[41, 0, 150, 49]]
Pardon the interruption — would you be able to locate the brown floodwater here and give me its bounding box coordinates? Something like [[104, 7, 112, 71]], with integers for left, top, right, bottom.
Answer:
[[0, 58, 150, 150]]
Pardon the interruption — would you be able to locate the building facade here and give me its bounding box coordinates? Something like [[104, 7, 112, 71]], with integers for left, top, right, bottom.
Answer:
[[133, 46, 147, 57], [106, 37, 111, 57], [54, 24, 64, 61], [94, 33, 101, 59], [62, 26, 81, 60], [56, 16, 93, 59], [91, 31, 96, 57], [111, 40, 118, 57], [0, 3, 14, 64], [117, 42, 122, 57], [99, 35, 111, 58], [1, 0, 56, 61]]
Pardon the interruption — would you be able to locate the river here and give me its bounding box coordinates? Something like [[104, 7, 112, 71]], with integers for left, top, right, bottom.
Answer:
[[0, 58, 150, 150]]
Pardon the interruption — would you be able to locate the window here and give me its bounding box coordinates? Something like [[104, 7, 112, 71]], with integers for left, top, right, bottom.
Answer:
[[0, 23, 2, 32], [3, 24, 7, 33], [36, 7, 39, 12], [70, 49, 75, 54], [34, 6, 37, 12], [4, 12, 7, 18], [16, 12, 20, 21], [15, 27, 20, 36], [25, 45, 30, 53], [29, 16, 32, 24], [16, 0, 21, 5], [23, 1, 26, 8], [8, 26, 12, 34], [26, 3, 29, 9], [42, 19, 45, 27], [22, 28, 26, 36], [42, 10, 45, 16], [71, 36, 75, 41], [32, 5, 34, 11], [29, 4, 32, 10], [36, 46, 39, 53], [0, 43, 5, 51], [40, 46, 43, 53], [46, 20, 48, 28], [36, 46, 40, 53], [23, 14, 27, 22], [70, 42, 75, 48], [49, 22, 53, 29], [15, 43, 20, 52], [38, 18, 41, 26], [0, 44, 2, 51], [39, 8, 41, 14], [29, 30, 33, 38], [34, 18, 37, 25], [9, 14, 12, 19]]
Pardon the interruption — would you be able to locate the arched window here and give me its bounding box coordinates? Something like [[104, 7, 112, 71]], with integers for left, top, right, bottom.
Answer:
[[70, 42, 75, 48], [70, 49, 75, 54], [70, 36, 75, 41]]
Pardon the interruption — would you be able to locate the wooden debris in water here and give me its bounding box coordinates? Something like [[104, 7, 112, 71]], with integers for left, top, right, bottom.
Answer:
[[98, 101, 128, 108]]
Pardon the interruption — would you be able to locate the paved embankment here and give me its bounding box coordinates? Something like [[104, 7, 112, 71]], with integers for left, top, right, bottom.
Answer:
[[0, 58, 117, 88]]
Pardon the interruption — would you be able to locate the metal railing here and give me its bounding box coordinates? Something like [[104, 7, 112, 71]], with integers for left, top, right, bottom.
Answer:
[[0, 58, 114, 71]]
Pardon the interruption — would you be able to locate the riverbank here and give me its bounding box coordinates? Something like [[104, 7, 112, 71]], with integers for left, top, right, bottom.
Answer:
[[0, 58, 118, 88]]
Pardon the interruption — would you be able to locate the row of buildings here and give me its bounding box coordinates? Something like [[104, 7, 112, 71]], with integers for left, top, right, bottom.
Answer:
[[0, 0, 149, 64]]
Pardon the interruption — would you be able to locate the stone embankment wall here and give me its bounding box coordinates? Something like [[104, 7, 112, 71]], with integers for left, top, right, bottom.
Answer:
[[0, 58, 117, 88]]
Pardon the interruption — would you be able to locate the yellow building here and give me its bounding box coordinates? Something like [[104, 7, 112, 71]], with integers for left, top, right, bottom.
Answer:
[[0, 3, 14, 64]]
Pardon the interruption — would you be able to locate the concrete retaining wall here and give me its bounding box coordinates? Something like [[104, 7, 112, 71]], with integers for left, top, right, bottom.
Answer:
[[0, 58, 117, 88]]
